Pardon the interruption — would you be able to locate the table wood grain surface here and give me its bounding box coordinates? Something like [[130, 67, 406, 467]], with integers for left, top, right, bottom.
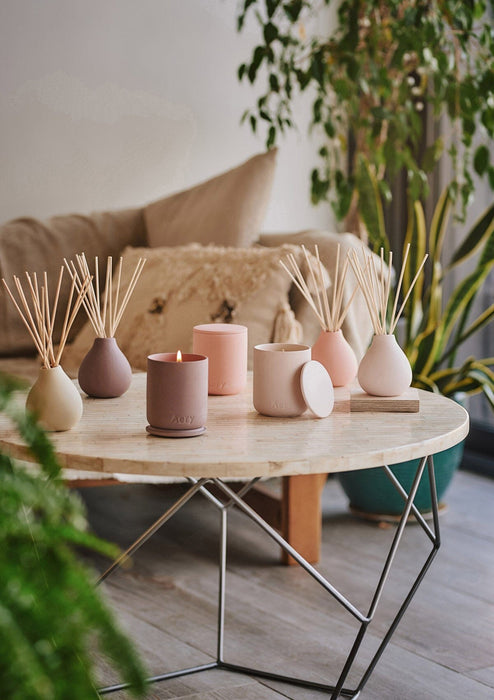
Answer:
[[0, 372, 469, 479]]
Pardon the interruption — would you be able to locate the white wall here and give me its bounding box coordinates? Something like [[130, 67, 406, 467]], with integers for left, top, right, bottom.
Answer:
[[0, 0, 334, 233]]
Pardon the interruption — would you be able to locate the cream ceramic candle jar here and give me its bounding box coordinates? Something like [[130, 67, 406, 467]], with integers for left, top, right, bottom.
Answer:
[[192, 323, 247, 395], [146, 352, 208, 437], [253, 343, 311, 417]]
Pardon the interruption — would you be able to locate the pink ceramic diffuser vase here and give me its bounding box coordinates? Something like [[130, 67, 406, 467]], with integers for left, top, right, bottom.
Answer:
[[78, 337, 132, 398], [358, 334, 412, 397], [311, 329, 358, 387]]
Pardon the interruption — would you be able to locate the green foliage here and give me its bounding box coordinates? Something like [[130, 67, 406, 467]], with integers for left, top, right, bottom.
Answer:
[[0, 374, 147, 699], [236, 0, 494, 224], [396, 192, 494, 407]]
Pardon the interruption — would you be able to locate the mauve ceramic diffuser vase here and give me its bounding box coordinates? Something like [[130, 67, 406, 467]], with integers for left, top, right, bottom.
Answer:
[[311, 329, 358, 387], [27, 365, 83, 431], [78, 337, 132, 398], [358, 334, 412, 397]]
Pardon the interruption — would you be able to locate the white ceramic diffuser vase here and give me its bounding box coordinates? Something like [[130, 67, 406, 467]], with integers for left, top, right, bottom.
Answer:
[[358, 333, 412, 397], [348, 243, 428, 397], [311, 329, 358, 387], [27, 365, 83, 431]]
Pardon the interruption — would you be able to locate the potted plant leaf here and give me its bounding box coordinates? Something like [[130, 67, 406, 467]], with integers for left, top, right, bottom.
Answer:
[[0, 373, 147, 698], [236, 0, 494, 231]]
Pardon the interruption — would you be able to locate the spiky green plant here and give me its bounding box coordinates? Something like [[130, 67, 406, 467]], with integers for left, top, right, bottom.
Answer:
[[0, 373, 147, 699]]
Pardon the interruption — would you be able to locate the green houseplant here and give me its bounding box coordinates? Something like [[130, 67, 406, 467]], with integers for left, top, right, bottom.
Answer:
[[0, 373, 146, 699], [236, 0, 494, 513], [338, 181, 494, 515], [237, 0, 494, 232]]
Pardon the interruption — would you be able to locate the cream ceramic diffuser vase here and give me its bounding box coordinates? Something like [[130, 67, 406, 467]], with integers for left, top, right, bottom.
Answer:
[[348, 244, 428, 397], [358, 333, 412, 397], [27, 366, 83, 431], [280, 243, 360, 387]]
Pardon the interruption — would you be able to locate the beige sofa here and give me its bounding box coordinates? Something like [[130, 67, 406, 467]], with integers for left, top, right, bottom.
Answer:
[[0, 150, 372, 563]]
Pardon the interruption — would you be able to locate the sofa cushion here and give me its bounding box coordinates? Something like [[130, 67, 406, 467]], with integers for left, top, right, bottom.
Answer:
[[63, 242, 305, 375], [144, 150, 277, 249], [0, 208, 146, 356], [259, 230, 374, 361]]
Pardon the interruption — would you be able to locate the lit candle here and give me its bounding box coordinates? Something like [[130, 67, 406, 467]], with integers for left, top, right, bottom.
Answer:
[[146, 352, 208, 437]]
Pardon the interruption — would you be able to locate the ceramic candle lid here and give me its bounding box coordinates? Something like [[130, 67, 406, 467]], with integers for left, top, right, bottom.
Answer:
[[300, 360, 334, 418], [193, 323, 247, 335]]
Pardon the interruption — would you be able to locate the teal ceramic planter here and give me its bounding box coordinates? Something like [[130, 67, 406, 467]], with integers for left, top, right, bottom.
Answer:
[[337, 441, 465, 516]]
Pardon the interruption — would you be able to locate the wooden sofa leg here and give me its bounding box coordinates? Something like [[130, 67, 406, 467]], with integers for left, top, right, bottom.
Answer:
[[281, 473, 327, 565]]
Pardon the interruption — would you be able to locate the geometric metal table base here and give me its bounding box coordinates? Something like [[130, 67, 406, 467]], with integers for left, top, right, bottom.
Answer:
[[98, 455, 440, 699]]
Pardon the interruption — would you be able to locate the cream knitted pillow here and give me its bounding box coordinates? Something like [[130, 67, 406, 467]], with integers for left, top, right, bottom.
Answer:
[[63, 243, 305, 374]]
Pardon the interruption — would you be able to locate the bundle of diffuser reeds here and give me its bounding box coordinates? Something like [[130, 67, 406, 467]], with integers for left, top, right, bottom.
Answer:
[[1, 268, 92, 368], [348, 244, 428, 335], [280, 244, 359, 332], [64, 254, 146, 338]]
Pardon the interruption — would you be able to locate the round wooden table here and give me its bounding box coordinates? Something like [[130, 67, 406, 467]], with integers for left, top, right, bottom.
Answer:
[[0, 373, 469, 699], [0, 373, 468, 478]]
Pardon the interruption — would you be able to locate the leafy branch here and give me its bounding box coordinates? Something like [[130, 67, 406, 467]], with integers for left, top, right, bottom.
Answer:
[[237, 0, 494, 229], [0, 374, 147, 699]]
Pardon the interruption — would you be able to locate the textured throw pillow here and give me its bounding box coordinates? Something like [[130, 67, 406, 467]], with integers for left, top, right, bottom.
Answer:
[[63, 243, 305, 375], [144, 150, 277, 249], [0, 208, 146, 356]]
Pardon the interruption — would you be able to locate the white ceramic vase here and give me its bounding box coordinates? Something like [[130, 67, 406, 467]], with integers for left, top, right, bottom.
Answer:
[[311, 329, 358, 387], [26, 365, 83, 431], [358, 334, 412, 397]]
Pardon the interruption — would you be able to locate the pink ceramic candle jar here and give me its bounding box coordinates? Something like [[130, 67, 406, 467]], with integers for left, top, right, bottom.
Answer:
[[253, 343, 311, 417], [146, 352, 208, 437], [192, 323, 247, 395]]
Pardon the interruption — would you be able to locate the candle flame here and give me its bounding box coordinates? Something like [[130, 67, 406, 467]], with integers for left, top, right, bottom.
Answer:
[[176, 350, 182, 362]]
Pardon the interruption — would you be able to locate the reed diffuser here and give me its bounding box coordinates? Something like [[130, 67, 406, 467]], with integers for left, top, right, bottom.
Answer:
[[65, 254, 146, 398], [2, 268, 91, 430], [348, 245, 428, 396], [280, 244, 359, 386]]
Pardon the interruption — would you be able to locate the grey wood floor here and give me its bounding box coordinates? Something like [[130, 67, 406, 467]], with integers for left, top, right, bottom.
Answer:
[[79, 469, 494, 700]]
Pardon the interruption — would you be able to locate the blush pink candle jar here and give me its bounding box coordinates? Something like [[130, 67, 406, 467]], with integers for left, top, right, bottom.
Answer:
[[192, 323, 248, 395], [146, 352, 208, 437], [253, 343, 311, 417]]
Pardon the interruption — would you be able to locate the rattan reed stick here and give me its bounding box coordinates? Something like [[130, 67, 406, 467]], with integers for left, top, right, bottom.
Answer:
[[2, 267, 91, 368]]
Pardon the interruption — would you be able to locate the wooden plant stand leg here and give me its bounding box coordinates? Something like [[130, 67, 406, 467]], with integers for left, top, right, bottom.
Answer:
[[281, 473, 327, 565]]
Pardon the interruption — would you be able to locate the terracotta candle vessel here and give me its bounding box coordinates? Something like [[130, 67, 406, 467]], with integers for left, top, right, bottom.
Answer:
[[146, 352, 208, 437], [27, 365, 83, 432]]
